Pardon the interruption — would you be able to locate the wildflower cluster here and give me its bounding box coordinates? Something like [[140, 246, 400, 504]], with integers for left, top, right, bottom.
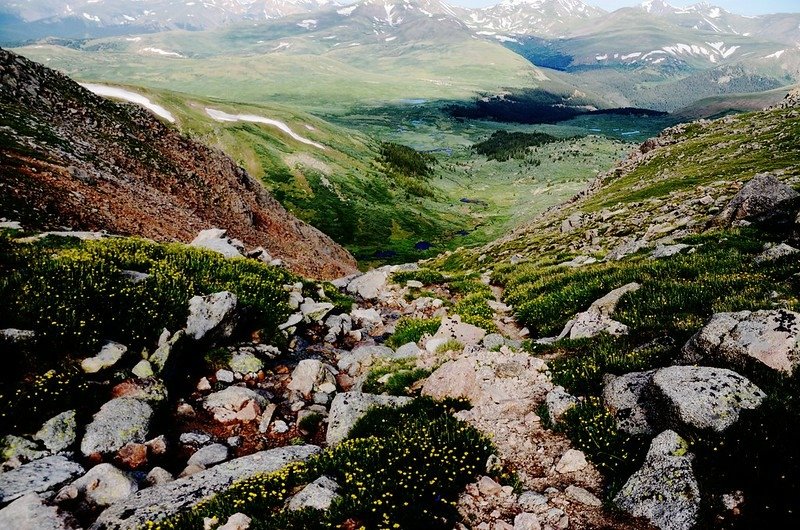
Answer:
[[148, 398, 494, 530], [453, 293, 497, 333], [558, 397, 645, 484]]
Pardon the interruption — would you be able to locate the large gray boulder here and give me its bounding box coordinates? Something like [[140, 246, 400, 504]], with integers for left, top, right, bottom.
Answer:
[[0, 493, 74, 529], [91, 446, 319, 530], [649, 366, 764, 433], [602, 371, 655, 436], [326, 392, 411, 445], [185, 291, 239, 342], [0, 455, 84, 504], [81, 398, 154, 457], [716, 173, 799, 226], [615, 430, 700, 530], [682, 310, 800, 374]]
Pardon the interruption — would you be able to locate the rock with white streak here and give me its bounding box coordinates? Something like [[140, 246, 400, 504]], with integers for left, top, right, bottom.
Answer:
[[185, 291, 238, 342]]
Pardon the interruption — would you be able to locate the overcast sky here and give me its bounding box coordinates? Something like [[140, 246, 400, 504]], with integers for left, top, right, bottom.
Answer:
[[452, 1, 799, 16]]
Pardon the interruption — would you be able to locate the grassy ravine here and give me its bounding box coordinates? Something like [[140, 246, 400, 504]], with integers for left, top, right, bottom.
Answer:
[[145, 399, 493, 530], [420, 102, 800, 526], [0, 234, 312, 434]]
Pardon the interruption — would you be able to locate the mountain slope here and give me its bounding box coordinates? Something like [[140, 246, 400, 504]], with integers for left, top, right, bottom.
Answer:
[[0, 48, 357, 279]]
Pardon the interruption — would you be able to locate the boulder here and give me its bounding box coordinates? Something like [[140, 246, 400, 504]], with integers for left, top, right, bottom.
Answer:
[[754, 243, 799, 263], [602, 371, 655, 436], [649, 366, 764, 433], [300, 299, 334, 323], [350, 308, 383, 332], [565, 485, 602, 507], [203, 386, 268, 423], [149, 330, 184, 374], [326, 392, 411, 445], [544, 386, 577, 425], [682, 309, 800, 374], [187, 444, 228, 468], [555, 449, 587, 474], [111, 378, 167, 404], [514, 512, 542, 530], [650, 244, 690, 260], [337, 345, 393, 377], [615, 430, 700, 530], [218, 513, 252, 530], [91, 446, 319, 530], [716, 173, 800, 226], [228, 352, 263, 374], [0, 455, 84, 504], [185, 291, 238, 342], [432, 315, 487, 346], [189, 229, 244, 259], [564, 283, 640, 340], [483, 333, 506, 350], [346, 269, 389, 300], [81, 398, 154, 457], [81, 341, 127, 373], [287, 359, 337, 397], [0, 493, 74, 530], [421, 358, 481, 402], [115, 443, 148, 470], [394, 341, 421, 358], [1, 435, 48, 462], [61, 463, 137, 508], [324, 313, 352, 342], [288, 476, 340, 511]]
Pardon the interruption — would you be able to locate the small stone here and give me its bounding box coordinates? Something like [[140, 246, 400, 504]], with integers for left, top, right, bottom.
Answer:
[[188, 444, 229, 468], [565, 485, 602, 506], [116, 443, 148, 470], [219, 512, 252, 530], [197, 377, 212, 392], [518, 491, 548, 510], [477, 476, 502, 496], [146, 467, 174, 486], [82, 341, 127, 373], [272, 420, 289, 434], [555, 449, 587, 474], [229, 352, 263, 374], [216, 369, 234, 383], [514, 513, 541, 530], [131, 360, 154, 378], [180, 432, 211, 446]]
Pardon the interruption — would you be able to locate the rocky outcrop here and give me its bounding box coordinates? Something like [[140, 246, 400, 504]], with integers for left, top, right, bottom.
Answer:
[[91, 446, 319, 530], [615, 430, 700, 530], [0, 49, 356, 280], [189, 228, 245, 259], [682, 309, 800, 374], [716, 173, 800, 227], [0, 455, 84, 504]]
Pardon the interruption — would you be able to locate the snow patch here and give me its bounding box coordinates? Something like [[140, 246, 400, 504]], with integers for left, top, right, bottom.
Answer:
[[205, 108, 326, 150], [765, 50, 786, 59], [141, 47, 184, 58], [81, 84, 175, 123]]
